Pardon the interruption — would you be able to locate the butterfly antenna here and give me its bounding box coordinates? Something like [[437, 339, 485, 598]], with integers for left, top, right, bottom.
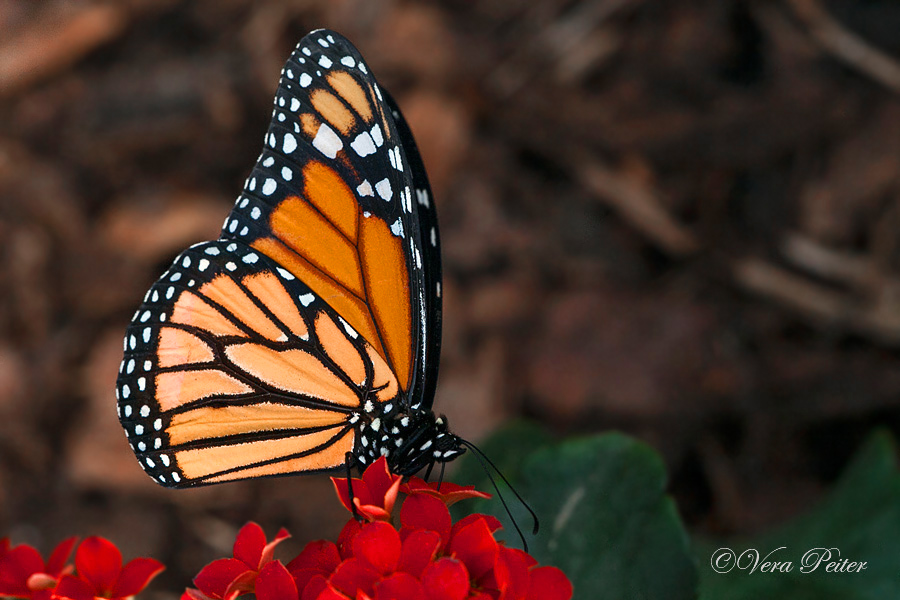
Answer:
[[459, 439, 539, 551]]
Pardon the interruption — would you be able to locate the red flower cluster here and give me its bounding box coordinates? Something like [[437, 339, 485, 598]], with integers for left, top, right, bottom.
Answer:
[[0, 536, 163, 600], [184, 458, 572, 600]]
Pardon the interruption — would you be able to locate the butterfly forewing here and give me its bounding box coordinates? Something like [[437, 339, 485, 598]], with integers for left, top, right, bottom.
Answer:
[[219, 30, 437, 411]]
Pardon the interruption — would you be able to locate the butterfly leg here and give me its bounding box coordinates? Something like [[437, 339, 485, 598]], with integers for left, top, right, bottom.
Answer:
[[344, 452, 362, 521], [423, 460, 436, 482]]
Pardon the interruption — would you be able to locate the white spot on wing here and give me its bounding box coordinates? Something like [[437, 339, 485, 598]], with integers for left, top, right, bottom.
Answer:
[[262, 179, 277, 195], [276, 267, 295, 280], [298, 293, 314, 307], [375, 178, 392, 201], [356, 180, 373, 197], [299, 73, 312, 87], [312, 123, 342, 159], [283, 133, 298, 154], [350, 131, 376, 157], [390, 218, 404, 238], [370, 124, 383, 147], [338, 317, 358, 338], [341, 56, 355, 67]]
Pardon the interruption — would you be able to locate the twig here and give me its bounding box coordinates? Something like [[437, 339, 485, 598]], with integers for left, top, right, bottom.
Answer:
[[786, 0, 900, 94], [576, 157, 701, 257], [780, 232, 878, 291], [0, 4, 127, 98], [733, 256, 900, 345], [732, 257, 846, 322]]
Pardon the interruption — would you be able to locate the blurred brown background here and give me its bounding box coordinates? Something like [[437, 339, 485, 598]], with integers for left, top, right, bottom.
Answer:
[[2, 0, 900, 593]]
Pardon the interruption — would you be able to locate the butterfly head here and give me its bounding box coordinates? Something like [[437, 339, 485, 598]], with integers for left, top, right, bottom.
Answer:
[[372, 411, 465, 476]]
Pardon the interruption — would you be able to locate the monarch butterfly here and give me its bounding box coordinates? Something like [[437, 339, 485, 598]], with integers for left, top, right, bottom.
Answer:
[[115, 29, 463, 488]]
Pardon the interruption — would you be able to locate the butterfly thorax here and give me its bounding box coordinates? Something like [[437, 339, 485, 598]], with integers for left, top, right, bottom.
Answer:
[[354, 406, 464, 476]]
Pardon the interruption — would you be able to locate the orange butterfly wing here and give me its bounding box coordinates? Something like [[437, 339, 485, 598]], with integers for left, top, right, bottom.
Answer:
[[220, 30, 439, 407], [117, 240, 400, 486], [117, 30, 443, 487]]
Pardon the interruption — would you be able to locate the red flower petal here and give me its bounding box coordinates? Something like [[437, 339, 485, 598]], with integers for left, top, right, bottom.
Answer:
[[361, 458, 402, 515], [74, 537, 122, 596], [31, 589, 54, 600], [0, 544, 44, 596], [181, 587, 213, 600], [52, 575, 95, 600], [397, 530, 441, 579], [352, 501, 392, 523], [46, 538, 77, 578], [489, 548, 529, 600], [311, 582, 350, 600], [111, 557, 165, 598], [332, 479, 375, 515], [328, 558, 380, 599], [222, 569, 259, 600], [300, 574, 329, 600], [288, 540, 341, 573], [420, 558, 469, 600], [398, 477, 430, 495], [400, 495, 452, 547], [194, 558, 250, 599], [287, 541, 341, 592], [374, 572, 424, 600], [447, 518, 498, 581], [259, 529, 291, 569], [255, 561, 298, 600], [451, 514, 502, 537], [525, 567, 572, 600], [351, 522, 400, 575], [232, 523, 266, 570], [400, 478, 491, 507], [337, 520, 363, 560]]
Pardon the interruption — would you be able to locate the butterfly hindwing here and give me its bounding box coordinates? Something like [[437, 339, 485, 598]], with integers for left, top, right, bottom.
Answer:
[[219, 29, 433, 413], [116, 239, 402, 487]]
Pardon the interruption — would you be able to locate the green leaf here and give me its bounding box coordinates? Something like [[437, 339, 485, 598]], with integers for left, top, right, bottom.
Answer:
[[450, 420, 553, 491], [452, 424, 698, 600], [697, 430, 900, 600]]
